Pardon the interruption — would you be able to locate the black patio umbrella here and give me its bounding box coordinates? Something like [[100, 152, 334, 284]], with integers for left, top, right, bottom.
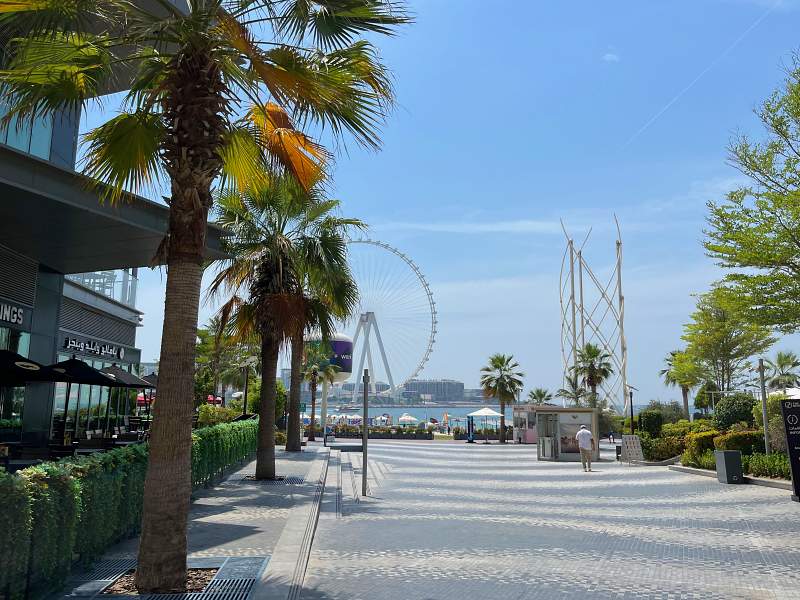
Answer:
[[0, 350, 53, 386]]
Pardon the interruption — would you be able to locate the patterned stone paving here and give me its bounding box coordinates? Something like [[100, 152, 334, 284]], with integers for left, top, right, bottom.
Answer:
[[104, 451, 318, 560], [302, 441, 800, 600]]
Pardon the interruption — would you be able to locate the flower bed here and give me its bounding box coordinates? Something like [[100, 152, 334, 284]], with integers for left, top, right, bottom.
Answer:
[[0, 420, 258, 600]]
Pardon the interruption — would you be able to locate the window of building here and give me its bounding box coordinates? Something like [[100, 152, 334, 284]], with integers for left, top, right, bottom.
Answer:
[[0, 105, 53, 160], [0, 327, 30, 441]]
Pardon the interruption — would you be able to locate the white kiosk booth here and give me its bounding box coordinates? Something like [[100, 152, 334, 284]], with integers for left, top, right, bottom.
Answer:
[[516, 405, 599, 462]]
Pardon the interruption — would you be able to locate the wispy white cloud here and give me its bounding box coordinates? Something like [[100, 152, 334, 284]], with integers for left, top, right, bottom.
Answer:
[[602, 52, 620, 63]]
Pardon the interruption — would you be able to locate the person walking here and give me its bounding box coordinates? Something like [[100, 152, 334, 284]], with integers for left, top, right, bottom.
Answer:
[[576, 425, 595, 472]]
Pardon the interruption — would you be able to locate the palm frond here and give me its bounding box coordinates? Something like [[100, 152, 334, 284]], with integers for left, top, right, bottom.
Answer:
[[0, 31, 112, 125], [275, 0, 410, 50], [81, 110, 164, 202]]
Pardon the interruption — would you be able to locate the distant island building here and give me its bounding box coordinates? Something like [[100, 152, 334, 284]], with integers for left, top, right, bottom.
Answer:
[[402, 379, 465, 403]]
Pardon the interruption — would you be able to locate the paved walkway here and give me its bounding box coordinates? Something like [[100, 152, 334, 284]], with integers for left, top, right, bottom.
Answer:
[[302, 441, 800, 600], [55, 449, 327, 600], [105, 450, 319, 560]]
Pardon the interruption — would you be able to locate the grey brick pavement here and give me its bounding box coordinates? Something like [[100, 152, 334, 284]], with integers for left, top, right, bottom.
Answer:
[[103, 449, 319, 560], [301, 441, 800, 600]]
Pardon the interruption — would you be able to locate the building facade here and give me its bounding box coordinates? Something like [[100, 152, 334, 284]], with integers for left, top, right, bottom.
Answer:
[[403, 379, 465, 403], [0, 105, 223, 445]]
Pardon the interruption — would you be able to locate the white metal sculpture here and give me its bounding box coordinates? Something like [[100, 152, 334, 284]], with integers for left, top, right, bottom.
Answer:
[[559, 217, 629, 414], [346, 239, 437, 400]]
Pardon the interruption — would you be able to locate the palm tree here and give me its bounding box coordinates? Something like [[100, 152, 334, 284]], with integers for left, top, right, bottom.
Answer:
[[0, 1, 406, 591], [303, 342, 339, 441], [574, 343, 614, 406], [660, 349, 702, 419], [527, 388, 553, 404], [557, 373, 587, 407], [766, 351, 800, 391], [210, 175, 361, 474], [479, 354, 524, 444], [286, 221, 361, 451]]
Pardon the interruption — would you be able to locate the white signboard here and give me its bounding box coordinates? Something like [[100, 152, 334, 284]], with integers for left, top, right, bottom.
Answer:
[[621, 435, 644, 463]]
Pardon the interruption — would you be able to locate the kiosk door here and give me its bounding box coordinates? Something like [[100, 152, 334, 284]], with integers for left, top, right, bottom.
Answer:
[[537, 413, 559, 460]]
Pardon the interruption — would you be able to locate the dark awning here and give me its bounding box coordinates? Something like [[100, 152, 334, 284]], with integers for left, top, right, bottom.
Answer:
[[102, 365, 155, 388], [0, 145, 227, 274], [49, 357, 123, 386], [143, 373, 158, 388]]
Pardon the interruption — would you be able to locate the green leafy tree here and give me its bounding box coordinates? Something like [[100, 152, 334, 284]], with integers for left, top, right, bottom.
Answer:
[[682, 288, 774, 391], [660, 349, 703, 419], [557, 373, 587, 407], [302, 343, 339, 441], [574, 343, 614, 406], [705, 59, 800, 333], [480, 354, 524, 444], [0, 0, 408, 590], [527, 388, 553, 404], [765, 351, 800, 391]]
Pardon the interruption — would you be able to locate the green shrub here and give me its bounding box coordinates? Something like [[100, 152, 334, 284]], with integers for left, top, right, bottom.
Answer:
[[661, 420, 692, 438], [685, 430, 719, 456], [191, 420, 258, 488], [275, 431, 287, 446], [746, 452, 790, 479], [752, 392, 786, 427], [0, 471, 31, 599], [682, 448, 717, 470], [197, 404, 238, 427], [713, 393, 756, 430], [638, 410, 663, 437], [640, 435, 684, 461], [713, 430, 765, 456]]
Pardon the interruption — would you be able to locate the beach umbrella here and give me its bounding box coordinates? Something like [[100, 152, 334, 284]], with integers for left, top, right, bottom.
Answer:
[[398, 413, 418, 424]]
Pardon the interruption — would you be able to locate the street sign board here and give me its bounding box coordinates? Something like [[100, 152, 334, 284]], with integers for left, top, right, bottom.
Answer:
[[300, 403, 306, 413], [621, 435, 643, 464], [780, 398, 800, 502]]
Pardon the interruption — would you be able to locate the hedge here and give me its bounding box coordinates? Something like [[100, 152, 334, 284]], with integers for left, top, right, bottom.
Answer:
[[0, 419, 258, 600], [744, 453, 791, 480], [713, 430, 765, 456], [640, 434, 684, 461]]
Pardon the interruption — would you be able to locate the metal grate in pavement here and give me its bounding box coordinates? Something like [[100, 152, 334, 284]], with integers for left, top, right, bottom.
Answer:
[[61, 557, 266, 600], [240, 475, 304, 485], [71, 558, 137, 582]]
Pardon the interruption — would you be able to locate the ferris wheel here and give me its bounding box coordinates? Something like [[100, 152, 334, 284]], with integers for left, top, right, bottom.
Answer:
[[344, 238, 437, 398]]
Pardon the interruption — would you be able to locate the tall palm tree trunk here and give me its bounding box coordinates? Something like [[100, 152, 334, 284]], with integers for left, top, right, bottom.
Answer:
[[309, 377, 318, 441], [256, 334, 279, 479], [285, 333, 303, 451], [681, 386, 690, 419], [499, 400, 506, 444], [137, 47, 225, 594]]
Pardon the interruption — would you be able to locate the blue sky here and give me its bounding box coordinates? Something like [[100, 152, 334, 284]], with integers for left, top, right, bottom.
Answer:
[[82, 0, 800, 405]]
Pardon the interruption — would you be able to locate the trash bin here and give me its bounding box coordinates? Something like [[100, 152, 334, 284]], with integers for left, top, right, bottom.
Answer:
[[615, 445, 622, 461], [715, 450, 743, 484]]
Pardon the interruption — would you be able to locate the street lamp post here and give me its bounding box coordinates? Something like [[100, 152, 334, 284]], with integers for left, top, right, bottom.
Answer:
[[758, 358, 771, 455], [362, 368, 369, 497]]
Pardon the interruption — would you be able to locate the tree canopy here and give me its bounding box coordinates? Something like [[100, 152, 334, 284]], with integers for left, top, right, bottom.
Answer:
[[682, 288, 774, 391], [705, 58, 800, 333]]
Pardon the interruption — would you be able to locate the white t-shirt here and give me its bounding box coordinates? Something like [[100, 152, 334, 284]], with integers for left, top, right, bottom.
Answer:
[[575, 428, 593, 450]]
